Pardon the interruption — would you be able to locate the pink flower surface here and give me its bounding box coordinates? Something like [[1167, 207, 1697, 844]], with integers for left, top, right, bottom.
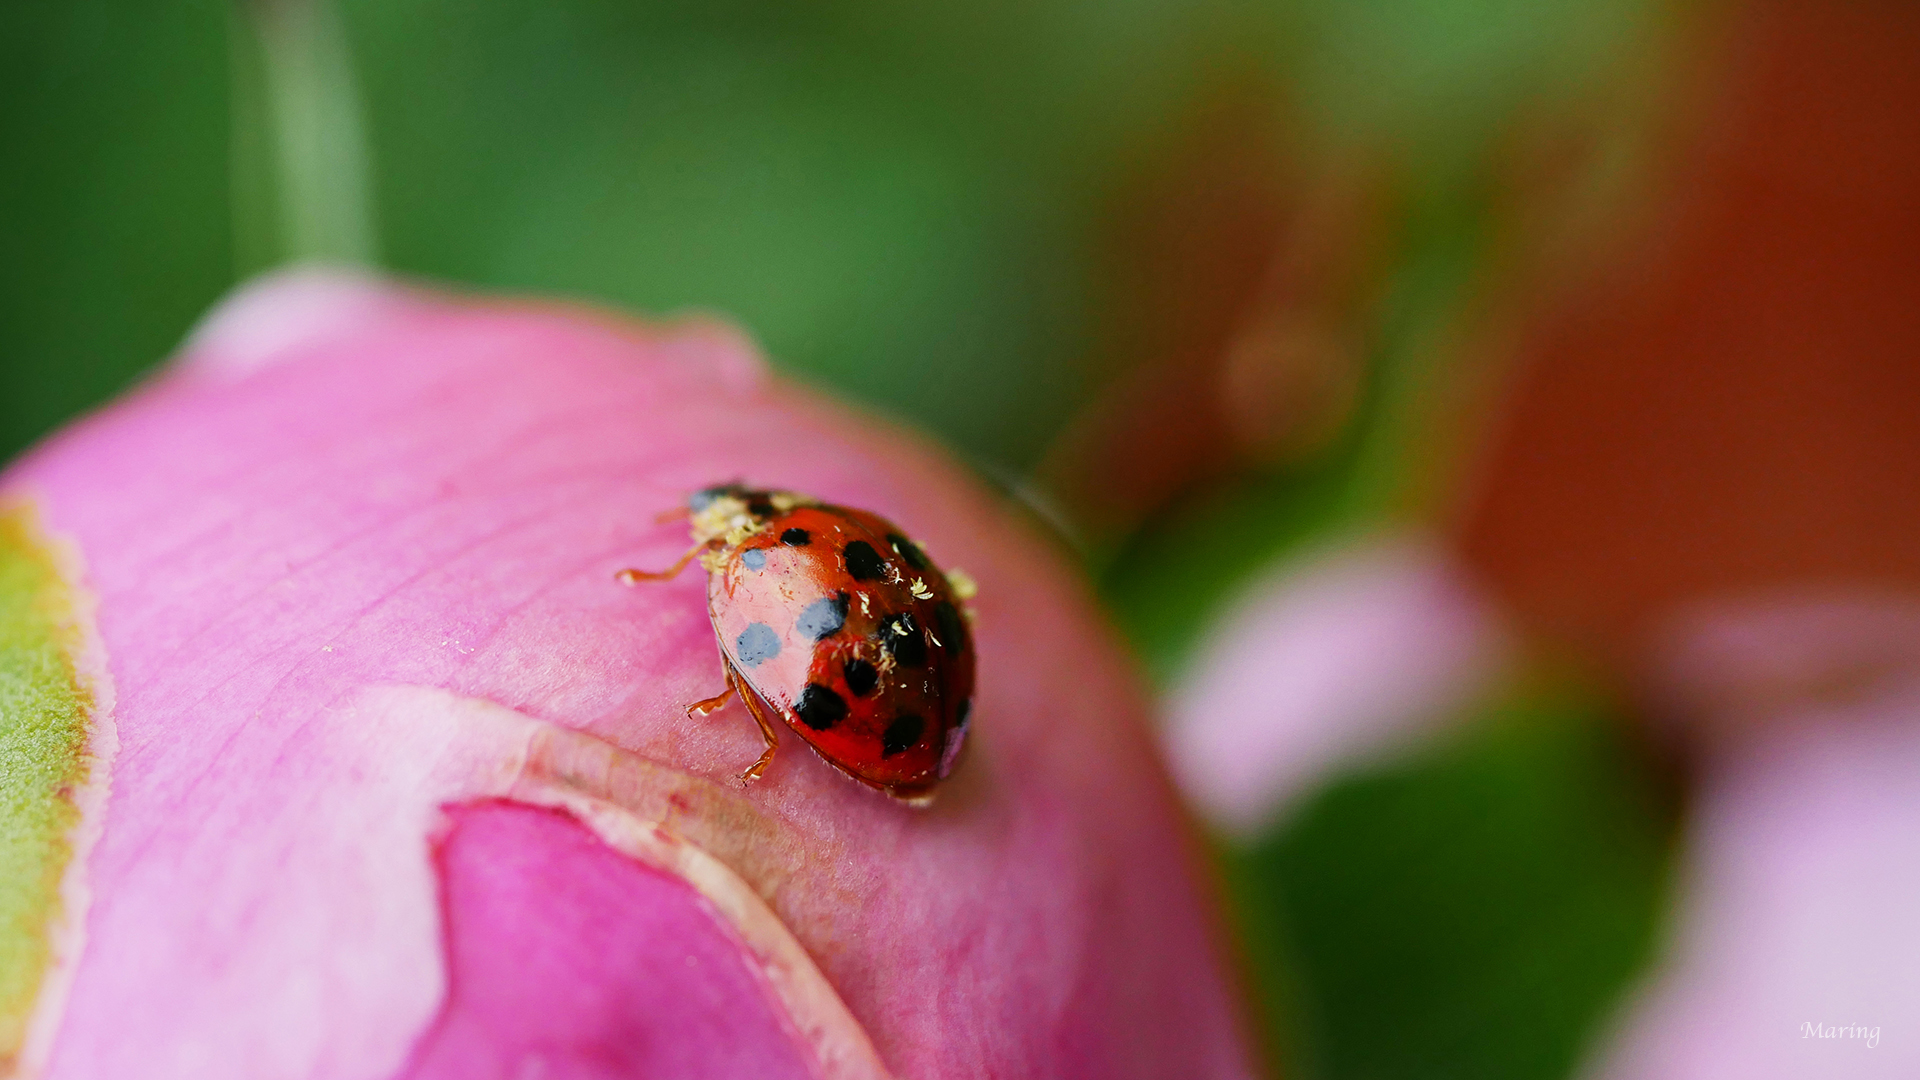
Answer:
[[1, 270, 1254, 1080], [1584, 598, 1920, 1080]]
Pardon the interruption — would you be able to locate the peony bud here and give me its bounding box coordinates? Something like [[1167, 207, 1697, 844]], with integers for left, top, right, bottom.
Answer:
[[0, 270, 1255, 1080]]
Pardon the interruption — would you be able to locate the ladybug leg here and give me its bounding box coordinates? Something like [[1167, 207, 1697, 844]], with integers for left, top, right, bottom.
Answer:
[[615, 541, 711, 584], [726, 662, 781, 783], [684, 682, 735, 719]]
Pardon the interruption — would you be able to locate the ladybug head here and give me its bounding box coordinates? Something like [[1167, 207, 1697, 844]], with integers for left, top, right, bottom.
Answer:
[[684, 484, 814, 547], [686, 483, 755, 514]]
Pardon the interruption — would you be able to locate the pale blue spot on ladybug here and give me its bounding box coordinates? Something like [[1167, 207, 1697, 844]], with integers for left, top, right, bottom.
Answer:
[[734, 622, 780, 667], [795, 592, 849, 641]]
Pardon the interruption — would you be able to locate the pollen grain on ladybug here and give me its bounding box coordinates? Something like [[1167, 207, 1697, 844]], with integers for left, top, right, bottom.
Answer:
[[618, 483, 977, 803]]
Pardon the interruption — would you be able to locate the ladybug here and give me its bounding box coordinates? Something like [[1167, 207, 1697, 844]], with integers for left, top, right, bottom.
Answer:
[[619, 484, 976, 802]]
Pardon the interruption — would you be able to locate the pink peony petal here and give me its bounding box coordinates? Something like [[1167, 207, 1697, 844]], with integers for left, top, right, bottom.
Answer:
[[177, 266, 431, 381], [1585, 598, 1920, 1079], [1164, 535, 1508, 836], [2, 273, 1254, 1079], [399, 801, 817, 1080]]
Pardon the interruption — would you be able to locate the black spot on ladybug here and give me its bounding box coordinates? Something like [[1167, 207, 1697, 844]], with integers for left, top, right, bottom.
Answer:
[[881, 612, 927, 667], [843, 657, 879, 696], [780, 527, 810, 546], [933, 601, 964, 652], [882, 713, 924, 757], [795, 592, 849, 641], [844, 540, 887, 581], [955, 697, 972, 728], [888, 534, 928, 571], [734, 623, 780, 667], [794, 684, 847, 731], [739, 548, 767, 571]]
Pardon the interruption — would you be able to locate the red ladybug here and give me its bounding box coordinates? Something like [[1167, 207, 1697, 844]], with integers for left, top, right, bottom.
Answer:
[[620, 484, 976, 802]]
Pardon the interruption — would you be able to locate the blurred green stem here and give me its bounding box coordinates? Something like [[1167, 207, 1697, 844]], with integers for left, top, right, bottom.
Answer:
[[231, 0, 377, 270]]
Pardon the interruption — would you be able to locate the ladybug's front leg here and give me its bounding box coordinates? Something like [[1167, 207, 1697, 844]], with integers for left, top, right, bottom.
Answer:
[[684, 682, 735, 719], [726, 661, 781, 784], [615, 540, 713, 584]]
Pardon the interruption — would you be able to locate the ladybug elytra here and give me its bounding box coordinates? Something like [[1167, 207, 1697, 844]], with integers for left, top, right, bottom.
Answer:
[[620, 484, 976, 803]]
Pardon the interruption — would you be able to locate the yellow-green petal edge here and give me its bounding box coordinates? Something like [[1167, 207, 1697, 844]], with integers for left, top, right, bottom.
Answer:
[[0, 504, 100, 1068]]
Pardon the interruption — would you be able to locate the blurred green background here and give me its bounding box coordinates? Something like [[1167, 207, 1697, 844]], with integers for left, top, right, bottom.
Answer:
[[1, 3, 1679, 1078]]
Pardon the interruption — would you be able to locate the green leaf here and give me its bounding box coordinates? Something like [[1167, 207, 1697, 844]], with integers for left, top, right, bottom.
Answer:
[[1224, 689, 1674, 1080], [0, 0, 234, 463]]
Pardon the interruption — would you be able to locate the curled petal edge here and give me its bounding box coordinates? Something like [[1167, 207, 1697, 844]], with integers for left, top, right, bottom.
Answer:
[[380, 685, 893, 1080]]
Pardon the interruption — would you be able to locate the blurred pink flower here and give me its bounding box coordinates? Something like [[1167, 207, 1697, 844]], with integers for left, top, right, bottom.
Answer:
[[1584, 597, 1920, 1080], [1163, 535, 1509, 836], [2, 270, 1255, 1079]]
